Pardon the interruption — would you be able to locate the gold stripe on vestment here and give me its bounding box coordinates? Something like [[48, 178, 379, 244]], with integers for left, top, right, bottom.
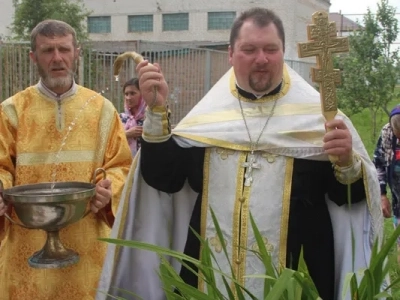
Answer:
[[231, 152, 249, 293], [279, 157, 293, 268], [198, 148, 212, 291], [95, 99, 114, 165], [16, 150, 96, 166], [361, 163, 374, 231], [113, 153, 139, 266], [176, 104, 345, 131], [1, 97, 18, 128], [174, 132, 326, 152]]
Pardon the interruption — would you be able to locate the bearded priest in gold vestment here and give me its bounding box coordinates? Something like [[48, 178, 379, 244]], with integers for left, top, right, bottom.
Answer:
[[0, 20, 132, 300]]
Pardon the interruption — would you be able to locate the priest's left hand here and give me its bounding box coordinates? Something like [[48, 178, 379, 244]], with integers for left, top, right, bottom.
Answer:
[[323, 119, 352, 167], [91, 179, 112, 213]]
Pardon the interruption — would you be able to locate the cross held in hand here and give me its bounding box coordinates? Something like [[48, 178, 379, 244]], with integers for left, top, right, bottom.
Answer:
[[242, 152, 261, 187], [297, 11, 349, 121]]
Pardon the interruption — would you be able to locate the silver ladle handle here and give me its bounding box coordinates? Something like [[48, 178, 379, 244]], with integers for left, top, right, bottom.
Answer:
[[0, 180, 28, 228], [83, 168, 107, 218]]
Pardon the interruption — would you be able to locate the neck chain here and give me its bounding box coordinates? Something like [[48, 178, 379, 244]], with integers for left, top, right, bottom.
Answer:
[[237, 90, 278, 186], [237, 91, 278, 153]]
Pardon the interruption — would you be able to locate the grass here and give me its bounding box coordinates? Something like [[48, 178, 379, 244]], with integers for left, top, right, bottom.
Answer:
[[349, 98, 400, 296]]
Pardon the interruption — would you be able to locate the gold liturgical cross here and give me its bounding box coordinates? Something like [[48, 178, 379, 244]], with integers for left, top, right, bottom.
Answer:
[[297, 11, 349, 121]]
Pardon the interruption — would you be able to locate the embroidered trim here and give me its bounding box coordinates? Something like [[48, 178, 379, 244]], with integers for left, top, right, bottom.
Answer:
[[333, 153, 363, 185], [198, 148, 211, 291], [279, 157, 293, 269], [96, 99, 115, 164], [1, 97, 18, 129], [142, 106, 171, 143], [231, 152, 249, 290]]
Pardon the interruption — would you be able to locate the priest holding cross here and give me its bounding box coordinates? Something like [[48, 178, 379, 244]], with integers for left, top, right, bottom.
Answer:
[[97, 8, 383, 300]]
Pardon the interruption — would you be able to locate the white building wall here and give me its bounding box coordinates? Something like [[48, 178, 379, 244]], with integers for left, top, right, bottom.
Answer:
[[83, 0, 330, 60], [0, 0, 331, 60], [0, 0, 14, 40]]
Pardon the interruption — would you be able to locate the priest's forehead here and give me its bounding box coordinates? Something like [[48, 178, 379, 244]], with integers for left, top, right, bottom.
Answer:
[[229, 8, 285, 52], [36, 35, 75, 50]]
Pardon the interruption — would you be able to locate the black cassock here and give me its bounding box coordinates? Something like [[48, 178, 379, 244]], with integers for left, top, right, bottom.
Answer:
[[140, 138, 365, 300]]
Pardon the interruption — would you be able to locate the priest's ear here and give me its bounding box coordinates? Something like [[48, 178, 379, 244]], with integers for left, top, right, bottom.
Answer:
[[75, 45, 81, 58], [29, 50, 38, 64]]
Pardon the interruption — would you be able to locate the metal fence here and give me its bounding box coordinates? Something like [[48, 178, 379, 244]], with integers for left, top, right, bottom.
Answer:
[[0, 41, 314, 124]]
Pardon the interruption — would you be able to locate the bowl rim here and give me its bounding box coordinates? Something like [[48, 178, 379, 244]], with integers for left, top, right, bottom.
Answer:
[[3, 181, 96, 203]]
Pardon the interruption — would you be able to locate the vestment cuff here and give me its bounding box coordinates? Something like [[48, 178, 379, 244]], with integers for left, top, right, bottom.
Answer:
[[142, 105, 171, 143], [333, 152, 363, 185]]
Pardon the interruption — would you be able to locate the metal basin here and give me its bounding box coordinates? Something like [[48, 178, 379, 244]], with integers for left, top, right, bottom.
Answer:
[[4, 182, 95, 231], [0, 168, 106, 269]]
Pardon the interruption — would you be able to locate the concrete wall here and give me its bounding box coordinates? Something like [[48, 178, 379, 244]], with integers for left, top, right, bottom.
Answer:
[[84, 0, 331, 60], [0, 0, 14, 40], [0, 0, 331, 61]]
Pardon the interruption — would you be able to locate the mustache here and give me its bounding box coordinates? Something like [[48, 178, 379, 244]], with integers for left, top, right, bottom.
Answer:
[[252, 67, 268, 72], [50, 64, 66, 69]]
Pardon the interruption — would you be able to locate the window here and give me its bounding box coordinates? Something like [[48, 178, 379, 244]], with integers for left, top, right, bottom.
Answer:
[[162, 13, 189, 31], [208, 12, 236, 30], [128, 15, 153, 32], [87, 16, 111, 33]]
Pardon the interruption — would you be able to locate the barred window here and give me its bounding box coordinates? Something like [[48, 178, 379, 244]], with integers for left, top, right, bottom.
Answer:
[[162, 13, 189, 31], [208, 12, 236, 30], [128, 15, 153, 32], [88, 16, 111, 33]]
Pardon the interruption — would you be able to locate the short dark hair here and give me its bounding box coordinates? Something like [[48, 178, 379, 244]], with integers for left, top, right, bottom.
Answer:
[[229, 8, 285, 52], [123, 78, 139, 93], [30, 19, 78, 52]]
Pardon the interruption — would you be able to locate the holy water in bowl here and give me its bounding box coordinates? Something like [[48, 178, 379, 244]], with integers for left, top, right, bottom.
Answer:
[[50, 91, 106, 190]]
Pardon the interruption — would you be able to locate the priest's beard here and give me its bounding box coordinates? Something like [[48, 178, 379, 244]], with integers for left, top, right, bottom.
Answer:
[[37, 64, 75, 92], [249, 75, 272, 94]]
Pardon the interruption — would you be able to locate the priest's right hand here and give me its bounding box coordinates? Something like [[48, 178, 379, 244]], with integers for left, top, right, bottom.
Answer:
[[0, 196, 7, 217], [136, 60, 169, 108]]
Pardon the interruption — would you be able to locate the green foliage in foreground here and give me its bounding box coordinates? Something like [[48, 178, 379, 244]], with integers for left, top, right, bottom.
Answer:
[[100, 208, 400, 299]]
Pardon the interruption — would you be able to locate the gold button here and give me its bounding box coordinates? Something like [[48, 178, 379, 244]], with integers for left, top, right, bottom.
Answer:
[[236, 259, 241, 264], [238, 197, 245, 203]]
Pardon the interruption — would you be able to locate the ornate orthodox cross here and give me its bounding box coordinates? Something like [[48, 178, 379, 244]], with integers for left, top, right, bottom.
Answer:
[[297, 11, 349, 162], [297, 11, 349, 122], [242, 152, 260, 187]]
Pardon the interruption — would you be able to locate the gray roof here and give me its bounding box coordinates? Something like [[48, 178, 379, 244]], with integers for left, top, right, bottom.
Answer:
[[329, 13, 363, 32]]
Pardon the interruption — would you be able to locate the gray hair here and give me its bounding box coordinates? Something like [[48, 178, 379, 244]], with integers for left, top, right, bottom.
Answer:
[[30, 19, 78, 52]]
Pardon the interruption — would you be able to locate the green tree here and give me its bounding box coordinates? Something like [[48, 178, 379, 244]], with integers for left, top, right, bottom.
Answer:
[[336, 0, 400, 140], [10, 0, 91, 43]]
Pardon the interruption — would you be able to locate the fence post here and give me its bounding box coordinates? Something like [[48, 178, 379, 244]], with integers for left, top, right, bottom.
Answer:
[[78, 55, 84, 85], [204, 50, 211, 94]]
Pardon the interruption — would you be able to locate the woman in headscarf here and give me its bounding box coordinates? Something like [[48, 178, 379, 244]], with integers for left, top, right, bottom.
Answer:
[[119, 78, 146, 157]]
